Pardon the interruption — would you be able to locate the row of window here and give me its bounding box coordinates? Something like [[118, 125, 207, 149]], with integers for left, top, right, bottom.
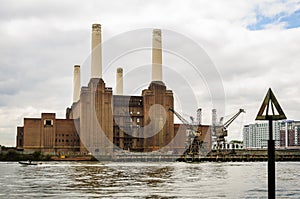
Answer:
[[115, 125, 142, 132], [55, 139, 80, 143], [123, 117, 142, 123], [130, 111, 141, 115], [56, 134, 78, 137]]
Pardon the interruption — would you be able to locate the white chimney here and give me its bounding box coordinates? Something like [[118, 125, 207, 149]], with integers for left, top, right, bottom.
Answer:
[[197, 108, 202, 125], [91, 24, 102, 78], [116, 67, 123, 95], [212, 109, 217, 126], [73, 65, 81, 102], [152, 29, 162, 82]]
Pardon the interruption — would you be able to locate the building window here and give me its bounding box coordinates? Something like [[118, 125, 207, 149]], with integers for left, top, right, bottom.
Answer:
[[44, 119, 53, 126], [137, 111, 140, 115], [137, 118, 140, 123], [130, 111, 133, 115]]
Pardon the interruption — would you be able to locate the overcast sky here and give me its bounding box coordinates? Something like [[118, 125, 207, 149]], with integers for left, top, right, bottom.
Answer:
[[1, 0, 300, 146]]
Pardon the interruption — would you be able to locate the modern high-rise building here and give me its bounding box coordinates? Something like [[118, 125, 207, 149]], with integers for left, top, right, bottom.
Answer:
[[243, 122, 281, 148]]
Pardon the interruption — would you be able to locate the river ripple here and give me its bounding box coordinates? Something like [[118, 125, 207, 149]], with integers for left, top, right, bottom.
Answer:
[[0, 161, 299, 198]]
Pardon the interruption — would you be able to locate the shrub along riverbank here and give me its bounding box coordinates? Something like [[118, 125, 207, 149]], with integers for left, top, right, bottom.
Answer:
[[0, 150, 51, 161]]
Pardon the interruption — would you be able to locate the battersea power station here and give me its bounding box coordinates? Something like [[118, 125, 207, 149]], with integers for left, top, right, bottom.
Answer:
[[16, 24, 212, 157]]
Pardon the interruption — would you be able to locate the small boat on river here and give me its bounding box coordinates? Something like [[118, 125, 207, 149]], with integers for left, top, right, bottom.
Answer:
[[18, 161, 38, 166]]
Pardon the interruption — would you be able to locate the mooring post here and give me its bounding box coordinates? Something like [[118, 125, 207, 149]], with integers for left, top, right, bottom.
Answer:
[[268, 119, 275, 199]]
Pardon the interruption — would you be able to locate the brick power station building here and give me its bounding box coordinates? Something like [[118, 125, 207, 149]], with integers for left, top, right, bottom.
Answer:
[[16, 24, 212, 157]]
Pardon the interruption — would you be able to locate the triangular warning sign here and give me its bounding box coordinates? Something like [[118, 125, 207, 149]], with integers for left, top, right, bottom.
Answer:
[[256, 88, 287, 120]]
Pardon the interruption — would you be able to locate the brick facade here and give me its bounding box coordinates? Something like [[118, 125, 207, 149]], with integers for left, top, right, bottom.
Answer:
[[16, 25, 212, 156], [17, 113, 79, 154]]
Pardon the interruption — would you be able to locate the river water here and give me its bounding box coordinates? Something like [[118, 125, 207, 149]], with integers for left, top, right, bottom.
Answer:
[[0, 161, 299, 198]]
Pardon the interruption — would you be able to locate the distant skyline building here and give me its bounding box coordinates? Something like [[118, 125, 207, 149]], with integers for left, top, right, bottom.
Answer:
[[279, 120, 300, 148], [243, 120, 300, 149], [243, 122, 280, 148]]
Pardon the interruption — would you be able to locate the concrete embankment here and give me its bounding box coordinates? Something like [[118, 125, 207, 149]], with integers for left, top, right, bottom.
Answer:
[[177, 149, 300, 162]]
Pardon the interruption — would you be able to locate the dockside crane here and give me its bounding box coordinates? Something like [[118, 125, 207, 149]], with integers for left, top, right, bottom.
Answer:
[[168, 108, 202, 156], [213, 108, 245, 149]]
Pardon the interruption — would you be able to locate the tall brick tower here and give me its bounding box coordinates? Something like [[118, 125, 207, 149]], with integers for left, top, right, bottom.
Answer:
[[79, 24, 113, 157], [142, 29, 174, 152]]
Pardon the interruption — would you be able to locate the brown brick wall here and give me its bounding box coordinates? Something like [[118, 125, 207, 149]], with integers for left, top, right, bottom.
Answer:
[[79, 78, 113, 155], [23, 118, 41, 152], [19, 78, 212, 156], [22, 113, 80, 154], [55, 119, 80, 153], [142, 81, 174, 152]]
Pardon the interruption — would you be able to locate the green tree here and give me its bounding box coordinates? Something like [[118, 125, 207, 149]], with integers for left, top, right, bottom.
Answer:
[[32, 151, 41, 160], [5, 150, 19, 161]]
